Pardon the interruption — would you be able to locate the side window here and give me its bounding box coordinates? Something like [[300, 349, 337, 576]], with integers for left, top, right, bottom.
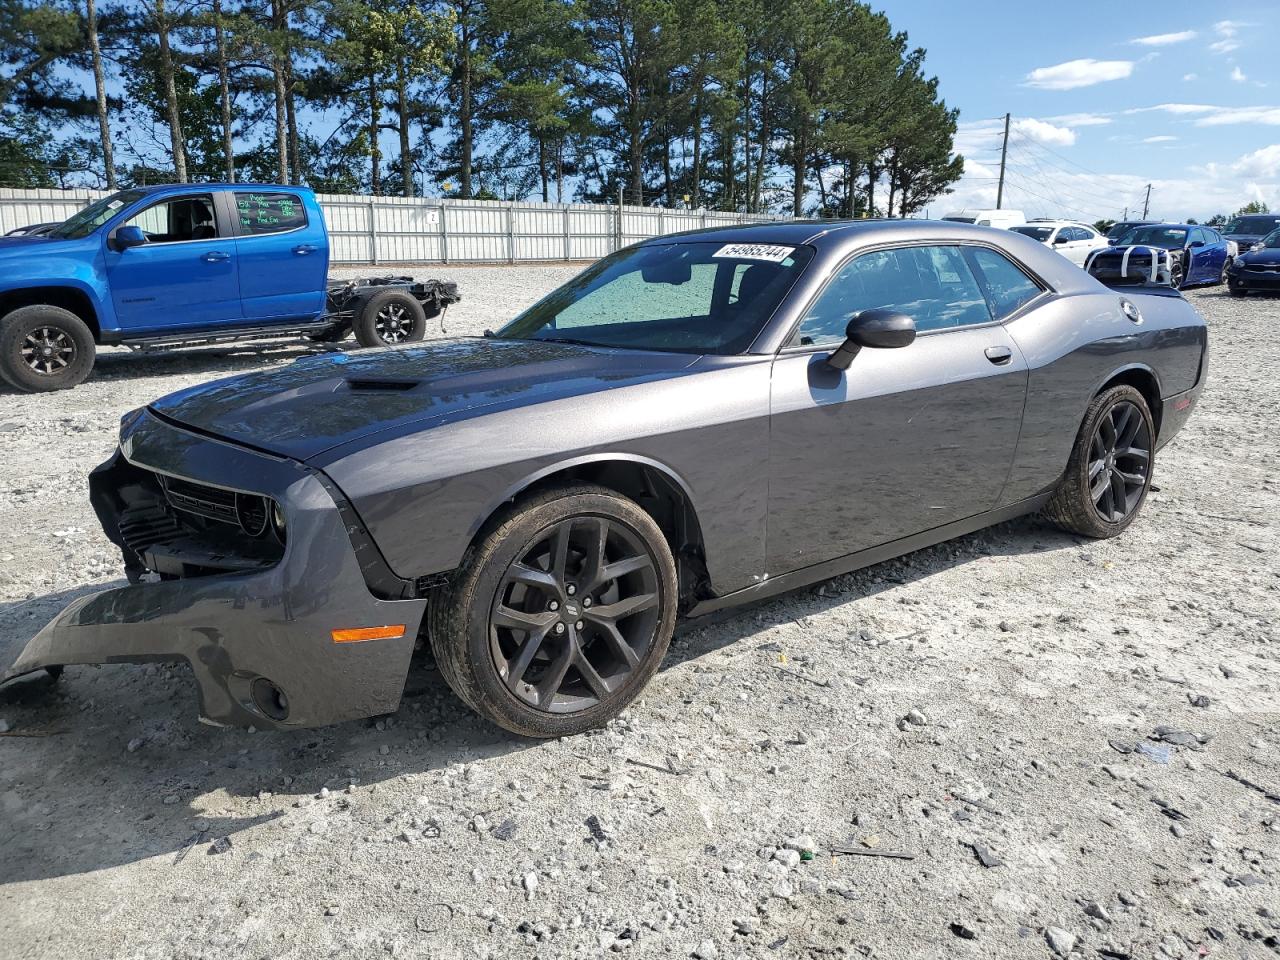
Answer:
[[235, 192, 308, 235], [1190, 228, 1207, 246], [967, 247, 1044, 320], [795, 245, 992, 345], [121, 194, 217, 244], [1064, 227, 1086, 242]]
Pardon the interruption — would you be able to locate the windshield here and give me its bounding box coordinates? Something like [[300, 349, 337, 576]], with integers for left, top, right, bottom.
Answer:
[[1116, 225, 1187, 250], [1260, 229, 1280, 250], [48, 190, 146, 239], [1010, 225, 1053, 241], [1225, 215, 1280, 235], [498, 241, 814, 354], [941, 216, 976, 224]]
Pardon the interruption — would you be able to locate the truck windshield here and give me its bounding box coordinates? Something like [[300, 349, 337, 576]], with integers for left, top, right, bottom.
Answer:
[[498, 241, 814, 354], [48, 190, 146, 240], [1224, 215, 1280, 235]]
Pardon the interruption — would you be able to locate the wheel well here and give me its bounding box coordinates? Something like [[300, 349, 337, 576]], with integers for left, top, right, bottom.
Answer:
[[1099, 368, 1162, 437], [505, 461, 711, 609], [0, 287, 101, 343]]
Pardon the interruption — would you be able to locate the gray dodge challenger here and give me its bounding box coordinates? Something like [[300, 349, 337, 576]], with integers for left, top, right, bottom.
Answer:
[[2, 220, 1207, 737]]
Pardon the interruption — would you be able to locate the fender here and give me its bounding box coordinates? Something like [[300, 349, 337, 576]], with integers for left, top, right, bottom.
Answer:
[[465, 450, 702, 545]]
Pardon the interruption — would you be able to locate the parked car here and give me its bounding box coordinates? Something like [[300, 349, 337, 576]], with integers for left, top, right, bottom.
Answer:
[[1221, 213, 1280, 252], [2, 220, 1207, 737], [1085, 223, 1230, 288], [942, 208, 1026, 229], [1224, 228, 1280, 296], [0, 184, 459, 393], [1105, 220, 1157, 243], [1009, 220, 1109, 266], [4, 221, 59, 237]]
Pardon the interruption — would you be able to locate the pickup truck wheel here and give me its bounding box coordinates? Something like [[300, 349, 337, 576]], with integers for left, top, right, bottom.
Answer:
[[427, 484, 678, 738], [1044, 385, 1155, 539], [0, 305, 96, 392], [354, 290, 427, 348]]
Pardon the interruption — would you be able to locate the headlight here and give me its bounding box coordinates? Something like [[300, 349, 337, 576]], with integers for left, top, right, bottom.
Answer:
[[270, 502, 287, 543]]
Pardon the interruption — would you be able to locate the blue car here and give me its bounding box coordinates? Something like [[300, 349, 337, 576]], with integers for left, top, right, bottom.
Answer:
[[1086, 223, 1231, 289], [1222, 213, 1280, 253], [1225, 228, 1280, 296]]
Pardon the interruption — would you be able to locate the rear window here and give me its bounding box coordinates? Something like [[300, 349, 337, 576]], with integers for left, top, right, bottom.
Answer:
[[1011, 225, 1053, 241], [235, 192, 307, 235]]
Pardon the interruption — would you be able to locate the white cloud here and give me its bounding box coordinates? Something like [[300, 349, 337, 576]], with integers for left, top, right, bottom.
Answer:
[[1130, 30, 1196, 46], [1230, 144, 1280, 178], [1128, 103, 1216, 116], [1196, 106, 1280, 126], [1210, 19, 1250, 54], [1183, 73, 1198, 81], [1232, 67, 1248, 83], [1014, 118, 1077, 146], [1024, 59, 1135, 91], [1142, 136, 1178, 143], [1046, 112, 1113, 127]]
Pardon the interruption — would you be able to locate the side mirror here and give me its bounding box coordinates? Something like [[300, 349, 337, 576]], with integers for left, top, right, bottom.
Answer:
[[1188, 239, 1205, 249], [1053, 235, 1070, 244], [827, 309, 916, 371], [114, 224, 147, 250]]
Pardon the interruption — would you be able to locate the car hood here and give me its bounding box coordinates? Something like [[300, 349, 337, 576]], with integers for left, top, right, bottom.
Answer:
[[1237, 246, 1280, 266], [1097, 244, 1183, 258], [148, 338, 702, 461], [0, 234, 70, 254]]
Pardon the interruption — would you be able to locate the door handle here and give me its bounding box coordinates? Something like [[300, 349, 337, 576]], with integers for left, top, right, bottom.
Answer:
[[984, 346, 1013, 365], [293, 244, 317, 255], [201, 251, 230, 262]]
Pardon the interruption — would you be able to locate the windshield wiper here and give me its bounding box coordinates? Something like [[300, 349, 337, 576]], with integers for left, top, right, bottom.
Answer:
[[533, 335, 602, 348]]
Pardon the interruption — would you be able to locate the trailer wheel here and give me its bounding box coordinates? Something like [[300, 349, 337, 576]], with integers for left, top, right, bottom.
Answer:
[[354, 290, 428, 348], [0, 305, 96, 392]]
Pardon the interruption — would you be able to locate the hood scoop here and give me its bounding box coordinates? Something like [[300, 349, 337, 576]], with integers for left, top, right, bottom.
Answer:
[[345, 378, 420, 392]]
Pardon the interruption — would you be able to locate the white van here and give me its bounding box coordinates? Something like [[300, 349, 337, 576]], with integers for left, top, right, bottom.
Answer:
[[941, 209, 1027, 230]]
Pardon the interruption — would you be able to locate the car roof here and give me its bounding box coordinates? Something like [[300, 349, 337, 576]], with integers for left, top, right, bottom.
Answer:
[[635, 217, 1040, 250], [127, 182, 315, 195]]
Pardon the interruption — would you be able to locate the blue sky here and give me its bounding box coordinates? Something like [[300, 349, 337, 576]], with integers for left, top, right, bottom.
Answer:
[[882, 0, 1279, 221]]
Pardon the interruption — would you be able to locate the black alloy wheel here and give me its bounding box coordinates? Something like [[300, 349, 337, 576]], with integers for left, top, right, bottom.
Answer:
[[353, 290, 428, 348], [1044, 384, 1156, 539], [0, 305, 96, 392], [490, 515, 661, 713], [427, 484, 678, 738], [1087, 400, 1152, 524]]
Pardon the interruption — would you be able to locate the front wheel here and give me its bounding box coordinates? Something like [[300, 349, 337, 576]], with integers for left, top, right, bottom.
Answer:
[[427, 485, 678, 738], [0, 305, 96, 392], [353, 290, 427, 348], [1044, 385, 1155, 539]]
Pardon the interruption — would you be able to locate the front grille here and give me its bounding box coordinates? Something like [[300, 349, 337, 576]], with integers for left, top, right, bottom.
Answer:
[[162, 475, 239, 524], [97, 460, 286, 579]]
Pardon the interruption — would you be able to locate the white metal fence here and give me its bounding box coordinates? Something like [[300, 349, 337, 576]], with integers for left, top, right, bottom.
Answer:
[[0, 187, 786, 265]]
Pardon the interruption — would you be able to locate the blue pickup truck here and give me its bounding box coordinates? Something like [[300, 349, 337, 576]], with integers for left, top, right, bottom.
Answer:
[[0, 183, 459, 391]]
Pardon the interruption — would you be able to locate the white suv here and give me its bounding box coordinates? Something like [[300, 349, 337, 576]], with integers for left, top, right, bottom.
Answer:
[[1009, 220, 1109, 266]]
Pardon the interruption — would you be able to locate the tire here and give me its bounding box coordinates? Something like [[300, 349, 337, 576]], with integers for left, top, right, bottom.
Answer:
[[427, 484, 678, 738], [1170, 262, 1185, 290], [0, 305, 96, 392], [353, 290, 427, 348], [1044, 385, 1155, 539]]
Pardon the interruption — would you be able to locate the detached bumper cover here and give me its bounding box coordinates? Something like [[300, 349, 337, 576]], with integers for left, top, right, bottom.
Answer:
[[1, 410, 426, 729]]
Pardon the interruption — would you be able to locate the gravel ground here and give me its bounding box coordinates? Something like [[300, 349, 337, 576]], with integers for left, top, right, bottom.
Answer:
[[0, 274, 1277, 960]]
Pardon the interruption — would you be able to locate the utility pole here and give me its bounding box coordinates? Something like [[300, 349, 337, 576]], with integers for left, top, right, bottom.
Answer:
[[1123, 206, 1128, 220], [996, 112, 1011, 210], [1142, 184, 1152, 219]]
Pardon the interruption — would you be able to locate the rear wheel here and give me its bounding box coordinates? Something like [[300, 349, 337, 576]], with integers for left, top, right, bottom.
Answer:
[[427, 485, 678, 738], [1045, 385, 1155, 539], [0, 305, 96, 392], [353, 290, 427, 348]]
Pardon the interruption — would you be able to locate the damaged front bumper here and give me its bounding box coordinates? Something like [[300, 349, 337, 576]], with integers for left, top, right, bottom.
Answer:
[[1, 409, 426, 730]]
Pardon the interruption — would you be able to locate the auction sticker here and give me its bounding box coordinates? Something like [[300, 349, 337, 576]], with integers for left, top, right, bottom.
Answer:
[[713, 243, 795, 262]]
